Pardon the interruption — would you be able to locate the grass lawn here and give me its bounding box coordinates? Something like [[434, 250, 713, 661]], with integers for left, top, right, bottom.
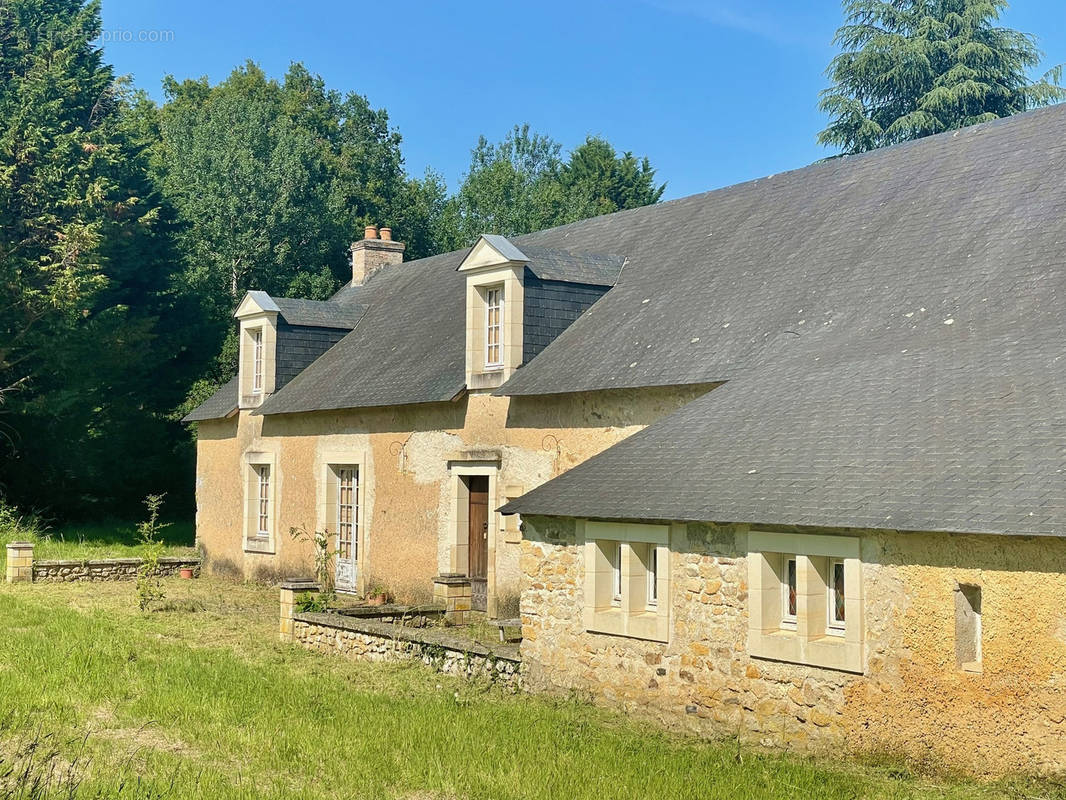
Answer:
[[0, 518, 196, 566], [0, 578, 1061, 799]]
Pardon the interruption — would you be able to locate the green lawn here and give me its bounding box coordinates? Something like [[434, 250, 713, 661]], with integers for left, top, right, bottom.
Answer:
[[0, 578, 1060, 799], [0, 515, 196, 566]]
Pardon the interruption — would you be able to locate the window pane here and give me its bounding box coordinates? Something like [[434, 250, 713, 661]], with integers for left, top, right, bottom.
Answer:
[[833, 560, 845, 624], [257, 465, 269, 535], [612, 542, 622, 602], [786, 557, 797, 617], [336, 467, 359, 560], [253, 330, 263, 393], [485, 287, 503, 367], [647, 547, 658, 606]]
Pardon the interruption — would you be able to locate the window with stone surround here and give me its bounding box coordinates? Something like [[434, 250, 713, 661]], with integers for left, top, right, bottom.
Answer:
[[251, 328, 264, 394], [255, 465, 270, 535], [244, 452, 277, 553], [582, 521, 670, 642], [747, 531, 862, 673], [484, 285, 503, 369], [237, 313, 276, 407]]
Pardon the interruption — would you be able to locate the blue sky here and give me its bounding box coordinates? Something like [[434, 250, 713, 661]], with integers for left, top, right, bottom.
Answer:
[[99, 0, 1066, 200]]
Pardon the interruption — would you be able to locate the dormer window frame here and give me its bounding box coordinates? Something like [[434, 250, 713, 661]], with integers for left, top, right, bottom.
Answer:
[[458, 236, 528, 390], [234, 291, 280, 409], [484, 284, 504, 370], [251, 328, 264, 394]]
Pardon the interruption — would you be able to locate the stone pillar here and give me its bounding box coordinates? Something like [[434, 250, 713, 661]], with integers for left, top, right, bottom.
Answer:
[[433, 574, 472, 625], [5, 541, 34, 583], [279, 579, 319, 642]]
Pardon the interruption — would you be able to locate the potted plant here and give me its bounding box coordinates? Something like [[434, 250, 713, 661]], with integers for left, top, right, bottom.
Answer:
[[366, 586, 391, 606], [179, 567, 194, 580]]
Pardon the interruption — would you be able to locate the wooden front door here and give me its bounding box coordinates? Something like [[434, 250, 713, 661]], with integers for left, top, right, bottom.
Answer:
[[467, 476, 489, 611]]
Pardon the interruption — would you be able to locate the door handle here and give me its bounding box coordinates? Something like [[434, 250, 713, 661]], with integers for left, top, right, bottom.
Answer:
[[482, 522, 488, 540]]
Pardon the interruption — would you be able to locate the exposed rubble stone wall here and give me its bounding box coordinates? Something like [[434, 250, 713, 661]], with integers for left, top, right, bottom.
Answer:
[[32, 556, 201, 583], [293, 612, 521, 691], [518, 515, 1066, 777]]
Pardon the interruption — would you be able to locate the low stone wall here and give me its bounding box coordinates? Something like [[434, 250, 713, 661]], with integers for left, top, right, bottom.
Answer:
[[293, 611, 522, 691], [6, 541, 201, 584], [32, 556, 201, 583]]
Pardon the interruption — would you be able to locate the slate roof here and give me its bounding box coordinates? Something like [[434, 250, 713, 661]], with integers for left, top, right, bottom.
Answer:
[[188, 104, 1066, 538], [253, 241, 626, 417], [495, 105, 1066, 398], [520, 246, 625, 286], [254, 250, 469, 415], [272, 297, 365, 329], [182, 376, 238, 423], [503, 105, 1066, 536]]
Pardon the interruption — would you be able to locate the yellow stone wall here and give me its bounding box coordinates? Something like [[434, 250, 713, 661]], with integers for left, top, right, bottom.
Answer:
[[193, 385, 713, 607], [518, 516, 1066, 777]]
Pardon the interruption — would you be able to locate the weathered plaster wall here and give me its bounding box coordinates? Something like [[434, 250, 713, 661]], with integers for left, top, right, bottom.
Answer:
[[518, 515, 1066, 776], [193, 385, 714, 605]]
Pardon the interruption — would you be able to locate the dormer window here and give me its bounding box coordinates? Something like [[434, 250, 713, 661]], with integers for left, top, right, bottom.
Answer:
[[485, 286, 503, 369], [458, 236, 528, 389], [234, 291, 280, 408], [252, 329, 264, 394]]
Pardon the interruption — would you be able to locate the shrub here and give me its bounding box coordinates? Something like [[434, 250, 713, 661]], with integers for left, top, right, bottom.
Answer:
[[294, 591, 331, 613], [136, 494, 169, 611], [289, 525, 336, 595]]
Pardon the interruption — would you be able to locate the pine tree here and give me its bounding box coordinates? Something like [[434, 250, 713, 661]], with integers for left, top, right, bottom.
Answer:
[[0, 0, 192, 518], [819, 0, 1065, 154], [562, 136, 665, 220]]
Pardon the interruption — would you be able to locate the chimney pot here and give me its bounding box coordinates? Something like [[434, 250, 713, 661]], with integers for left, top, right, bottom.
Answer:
[[350, 230, 405, 286]]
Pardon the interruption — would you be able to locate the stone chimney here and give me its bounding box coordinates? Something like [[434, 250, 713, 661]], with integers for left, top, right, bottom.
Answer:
[[351, 225, 405, 286]]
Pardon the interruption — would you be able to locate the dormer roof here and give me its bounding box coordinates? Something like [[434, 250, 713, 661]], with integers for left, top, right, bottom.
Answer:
[[458, 235, 531, 272], [458, 235, 624, 287], [234, 291, 365, 329]]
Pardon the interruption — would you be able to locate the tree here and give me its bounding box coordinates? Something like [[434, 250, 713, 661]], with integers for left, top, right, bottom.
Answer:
[[561, 136, 665, 220], [0, 0, 114, 384], [159, 62, 455, 410], [448, 125, 565, 246], [819, 0, 1065, 154], [448, 126, 666, 247], [0, 0, 196, 518]]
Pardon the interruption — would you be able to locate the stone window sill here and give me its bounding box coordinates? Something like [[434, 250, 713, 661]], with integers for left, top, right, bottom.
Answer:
[[585, 607, 669, 643], [244, 537, 274, 555], [749, 629, 862, 673], [468, 371, 505, 390]]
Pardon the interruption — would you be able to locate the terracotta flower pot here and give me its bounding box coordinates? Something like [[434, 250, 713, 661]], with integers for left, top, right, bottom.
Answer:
[[179, 568, 194, 580]]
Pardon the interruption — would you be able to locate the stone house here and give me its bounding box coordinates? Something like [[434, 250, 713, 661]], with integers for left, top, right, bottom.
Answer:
[[185, 228, 710, 615], [188, 105, 1066, 772]]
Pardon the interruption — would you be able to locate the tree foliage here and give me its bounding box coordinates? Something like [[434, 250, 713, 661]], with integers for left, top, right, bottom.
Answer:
[[819, 0, 1065, 154], [0, 0, 195, 517], [448, 126, 664, 246], [562, 136, 665, 220]]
